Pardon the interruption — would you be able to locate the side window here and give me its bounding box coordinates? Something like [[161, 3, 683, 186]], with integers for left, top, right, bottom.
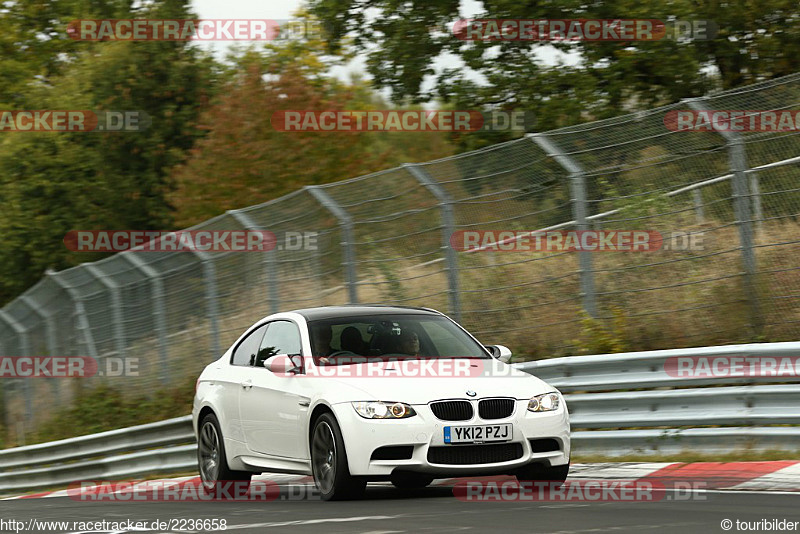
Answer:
[[231, 324, 268, 366], [254, 320, 302, 368]]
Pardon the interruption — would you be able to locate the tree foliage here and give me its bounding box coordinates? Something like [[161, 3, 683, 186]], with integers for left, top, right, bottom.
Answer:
[[0, 0, 217, 303], [169, 33, 456, 226], [309, 0, 800, 136], [0, 5, 457, 302]]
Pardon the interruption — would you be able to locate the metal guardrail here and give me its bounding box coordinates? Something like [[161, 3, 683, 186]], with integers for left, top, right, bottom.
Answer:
[[0, 444, 197, 493], [515, 341, 800, 391], [1, 342, 799, 493], [0, 416, 195, 493], [568, 385, 800, 428], [571, 427, 800, 456], [0, 416, 193, 471]]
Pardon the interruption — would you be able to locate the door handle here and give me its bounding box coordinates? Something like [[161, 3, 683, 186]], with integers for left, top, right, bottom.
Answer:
[[241, 380, 253, 390], [298, 400, 310, 407]]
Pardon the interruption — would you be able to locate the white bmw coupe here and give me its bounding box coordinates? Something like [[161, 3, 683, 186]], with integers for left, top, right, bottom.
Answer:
[[192, 306, 570, 500]]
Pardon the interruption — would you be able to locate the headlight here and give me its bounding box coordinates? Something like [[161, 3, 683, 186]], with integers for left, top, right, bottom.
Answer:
[[352, 401, 417, 419], [528, 392, 560, 412]]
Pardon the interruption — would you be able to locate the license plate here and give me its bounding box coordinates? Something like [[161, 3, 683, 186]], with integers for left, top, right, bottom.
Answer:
[[443, 423, 512, 444]]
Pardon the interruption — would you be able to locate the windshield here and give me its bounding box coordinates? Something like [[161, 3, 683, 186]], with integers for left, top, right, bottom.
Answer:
[[307, 314, 490, 365]]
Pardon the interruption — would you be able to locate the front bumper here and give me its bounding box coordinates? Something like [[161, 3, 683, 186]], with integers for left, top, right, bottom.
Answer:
[[331, 399, 570, 477]]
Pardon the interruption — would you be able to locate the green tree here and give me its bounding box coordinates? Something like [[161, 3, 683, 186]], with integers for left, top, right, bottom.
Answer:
[[169, 27, 455, 227], [309, 0, 800, 140], [0, 0, 219, 304], [0, 0, 139, 108]]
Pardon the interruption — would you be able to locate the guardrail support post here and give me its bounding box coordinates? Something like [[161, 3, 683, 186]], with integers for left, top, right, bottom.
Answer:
[[688, 99, 763, 336], [305, 186, 358, 304], [228, 210, 280, 314], [83, 264, 126, 360], [530, 133, 597, 317], [121, 253, 170, 385], [0, 311, 32, 438], [404, 163, 462, 323]]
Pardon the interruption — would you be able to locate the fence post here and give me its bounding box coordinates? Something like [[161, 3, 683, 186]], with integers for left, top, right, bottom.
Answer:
[[121, 253, 170, 385], [0, 310, 32, 438], [750, 169, 763, 236], [191, 250, 221, 360], [687, 99, 763, 335], [692, 189, 705, 224], [530, 133, 597, 317], [19, 295, 61, 403], [404, 163, 462, 323], [684, 101, 763, 233], [45, 270, 98, 359], [82, 264, 126, 360], [228, 209, 280, 314], [305, 186, 358, 304]]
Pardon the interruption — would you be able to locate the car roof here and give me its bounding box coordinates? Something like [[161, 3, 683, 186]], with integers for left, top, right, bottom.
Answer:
[[292, 305, 443, 321]]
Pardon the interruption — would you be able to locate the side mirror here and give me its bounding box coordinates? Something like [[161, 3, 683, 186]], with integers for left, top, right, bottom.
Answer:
[[265, 354, 305, 375], [485, 345, 512, 363]]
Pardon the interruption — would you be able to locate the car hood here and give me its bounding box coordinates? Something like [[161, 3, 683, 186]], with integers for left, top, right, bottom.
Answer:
[[315, 359, 555, 404]]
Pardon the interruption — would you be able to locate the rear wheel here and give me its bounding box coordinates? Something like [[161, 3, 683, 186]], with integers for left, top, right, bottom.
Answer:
[[515, 462, 569, 487], [390, 472, 434, 490], [198, 413, 251, 498], [311, 413, 366, 500]]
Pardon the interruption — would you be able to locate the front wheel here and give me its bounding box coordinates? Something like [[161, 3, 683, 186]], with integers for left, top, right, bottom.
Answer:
[[311, 413, 366, 501], [198, 413, 251, 498], [515, 462, 569, 487]]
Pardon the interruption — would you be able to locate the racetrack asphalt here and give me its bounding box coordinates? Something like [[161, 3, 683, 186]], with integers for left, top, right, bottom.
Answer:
[[2, 478, 799, 533]]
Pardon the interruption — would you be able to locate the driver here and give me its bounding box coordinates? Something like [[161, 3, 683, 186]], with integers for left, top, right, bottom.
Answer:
[[340, 326, 365, 355], [310, 324, 335, 363], [398, 330, 420, 357]]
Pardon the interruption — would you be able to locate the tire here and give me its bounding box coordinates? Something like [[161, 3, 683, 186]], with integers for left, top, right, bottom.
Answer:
[[198, 413, 252, 498], [311, 413, 367, 501], [515, 462, 569, 487], [390, 472, 434, 490]]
